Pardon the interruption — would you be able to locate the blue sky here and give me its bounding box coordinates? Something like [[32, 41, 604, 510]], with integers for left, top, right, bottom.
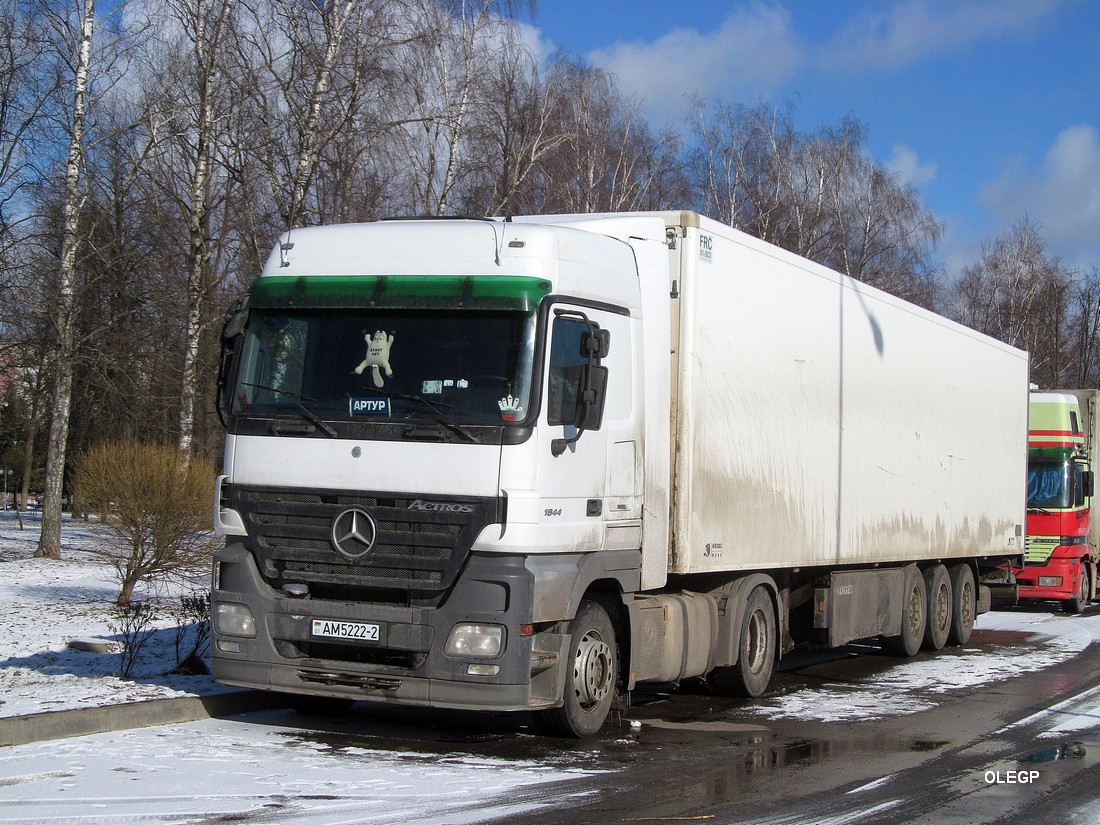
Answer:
[[516, 0, 1100, 278]]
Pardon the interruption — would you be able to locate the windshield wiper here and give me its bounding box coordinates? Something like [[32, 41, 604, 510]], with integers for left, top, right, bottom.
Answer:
[[1026, 506, 1053, 515], [242, 383, 338, 438], [385, 391, 480, 443]]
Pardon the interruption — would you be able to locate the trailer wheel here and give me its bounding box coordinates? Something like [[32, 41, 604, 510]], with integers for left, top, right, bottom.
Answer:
[[710, 586, 775, 698], [535, 600, 618, 738], [1063, 560, 1093, 614], [948, 564, 976, 645], [922, 565, 952, 651], [882, 567, 926, 657]]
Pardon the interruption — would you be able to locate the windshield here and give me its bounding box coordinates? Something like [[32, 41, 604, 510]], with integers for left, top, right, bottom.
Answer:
[[1027, 458, 1084, 509], [231, 308, 536, 426]]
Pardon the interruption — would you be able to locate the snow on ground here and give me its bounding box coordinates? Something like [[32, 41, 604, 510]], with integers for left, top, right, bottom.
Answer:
[[0, 717, 596, 825], [0, 512, 230, 719], [745, 603, 1100, 724]]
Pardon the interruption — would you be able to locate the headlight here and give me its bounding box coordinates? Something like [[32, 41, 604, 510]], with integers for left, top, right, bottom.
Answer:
[[214, 602, 256, 638], [445, 623, 504, 658]]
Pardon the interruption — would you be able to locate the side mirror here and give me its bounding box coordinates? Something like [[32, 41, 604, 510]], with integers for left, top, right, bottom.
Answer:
[[580, 329, 610, 359], [222, 300, 248, 340], [574, 365, 608, 431], [551, 311, 611, 457], [1083, 469, 1095, 499], [216, 300, 248, 427]]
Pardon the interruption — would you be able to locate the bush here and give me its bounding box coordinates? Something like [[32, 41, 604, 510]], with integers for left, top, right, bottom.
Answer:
[[74, 442, 218, 607]]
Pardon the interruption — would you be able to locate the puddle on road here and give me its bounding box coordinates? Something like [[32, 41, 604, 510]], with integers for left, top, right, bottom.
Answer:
[[1022, 741, 1088, 763], [639, 719, 771, 734]]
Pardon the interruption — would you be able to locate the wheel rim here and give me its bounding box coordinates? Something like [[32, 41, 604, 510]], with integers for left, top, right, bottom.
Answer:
[[573, 630, 613, 708], [933, 582, 950, 631], [908, 584, 925, 636], [959, 582, 974, 627], [1080, 568, 1090, 603], [745, 609, 769, 675]]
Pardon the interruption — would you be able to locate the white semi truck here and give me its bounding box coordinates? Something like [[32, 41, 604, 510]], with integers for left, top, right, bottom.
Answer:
[[211, 211, 1027, 736]]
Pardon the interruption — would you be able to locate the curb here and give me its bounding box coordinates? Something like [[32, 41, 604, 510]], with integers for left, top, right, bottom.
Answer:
[[0, 691, 288, 748]]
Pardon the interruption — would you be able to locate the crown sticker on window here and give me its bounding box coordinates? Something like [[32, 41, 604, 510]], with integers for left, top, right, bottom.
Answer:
[[498, 395, 523, 422]]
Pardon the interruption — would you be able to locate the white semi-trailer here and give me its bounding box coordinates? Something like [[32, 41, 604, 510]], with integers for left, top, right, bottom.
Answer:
[[211, 211, 1027, 736]]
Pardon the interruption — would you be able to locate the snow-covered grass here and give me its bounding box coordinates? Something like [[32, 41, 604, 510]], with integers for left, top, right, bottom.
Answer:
[[0, 512, 229, 719]]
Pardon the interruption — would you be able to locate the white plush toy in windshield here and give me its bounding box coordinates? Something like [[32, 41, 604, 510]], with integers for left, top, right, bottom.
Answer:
[[355, 330, 395, 388]]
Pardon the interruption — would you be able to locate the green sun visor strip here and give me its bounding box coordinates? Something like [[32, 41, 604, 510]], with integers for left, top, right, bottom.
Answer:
[[249, 275, 552, 312], [1029, 446, 1078, 462]]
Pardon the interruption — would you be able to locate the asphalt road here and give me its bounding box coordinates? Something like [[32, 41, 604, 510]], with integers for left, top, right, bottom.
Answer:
[[485, 609, 1100, 825]]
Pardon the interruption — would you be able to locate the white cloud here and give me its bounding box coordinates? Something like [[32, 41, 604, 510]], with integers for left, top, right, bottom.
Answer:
[[587, 4, 802, 125], [820, 0, 1065, 71], [886, 144, 937, 188], [981, 124, 1100, 268]]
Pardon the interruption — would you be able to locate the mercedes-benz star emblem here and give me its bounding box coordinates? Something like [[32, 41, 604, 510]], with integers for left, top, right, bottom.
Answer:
[[330, 507, 377, 560]]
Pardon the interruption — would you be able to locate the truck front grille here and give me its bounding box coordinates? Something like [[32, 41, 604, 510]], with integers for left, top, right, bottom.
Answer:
[[231, 485, 502, 600]]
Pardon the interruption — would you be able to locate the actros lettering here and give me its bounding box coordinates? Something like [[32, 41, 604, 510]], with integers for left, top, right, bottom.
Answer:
[[408, 500, 475, 513]]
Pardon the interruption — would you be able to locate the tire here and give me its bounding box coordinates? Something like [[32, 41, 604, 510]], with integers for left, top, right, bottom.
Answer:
[[882, 567, 926, 657], [286, 694, 356, 716], [710, 586, 776, 698], [922, 565, 952, 651], [1063, 560, 1092, 614], [535, 600, 618, 738], [948, 564, 976, 645]]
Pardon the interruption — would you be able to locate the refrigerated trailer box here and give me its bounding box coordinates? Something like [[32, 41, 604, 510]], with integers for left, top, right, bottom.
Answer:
[[211, 211, 1028, 736]]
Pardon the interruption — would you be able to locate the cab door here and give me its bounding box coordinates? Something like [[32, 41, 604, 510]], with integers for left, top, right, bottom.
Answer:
[[533, 303, 640, 553]]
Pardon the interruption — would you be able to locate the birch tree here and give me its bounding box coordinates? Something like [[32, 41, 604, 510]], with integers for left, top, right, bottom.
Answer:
[[953, 219, 1074, 385], [153, 0, 239, 460], [35, 0, 96, 559], [690, 99, 941, 307]]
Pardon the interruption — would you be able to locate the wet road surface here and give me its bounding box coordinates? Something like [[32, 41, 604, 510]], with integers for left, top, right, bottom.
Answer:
[[271, 605, 1100, 824]]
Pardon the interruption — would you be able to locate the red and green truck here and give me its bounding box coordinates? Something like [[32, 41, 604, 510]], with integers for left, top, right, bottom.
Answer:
[[1019, 390, 1098, 612]]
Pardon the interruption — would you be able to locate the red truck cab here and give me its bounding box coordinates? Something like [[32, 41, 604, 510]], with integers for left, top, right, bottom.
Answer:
[[1019, 392, 1096, 612]]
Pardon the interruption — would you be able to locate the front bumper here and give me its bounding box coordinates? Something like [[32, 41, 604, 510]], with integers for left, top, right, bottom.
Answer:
[[1015, 553, 1087, 601], [210, 542, 562, 711]]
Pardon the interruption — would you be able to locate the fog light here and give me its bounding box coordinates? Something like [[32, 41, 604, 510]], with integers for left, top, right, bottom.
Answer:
[[214, 602, 256, 637], [445, 623, 504, 658], [1038, 576, 1062, 587], [467, 664, 500, 676], [217, 640, 241, 653]]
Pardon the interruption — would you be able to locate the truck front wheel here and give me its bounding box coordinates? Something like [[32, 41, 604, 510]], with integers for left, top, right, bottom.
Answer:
[[535, 600, 618, 738], [710, 586, 775, 698], [1063, 560, 1094, 614]]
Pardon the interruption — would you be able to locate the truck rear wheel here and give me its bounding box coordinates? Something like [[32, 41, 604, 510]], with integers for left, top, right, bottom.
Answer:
[[948, 564, 976, 645], [710, 586, 775, 698], [535, 600, 618, 738], [882, 567, 926, 657], [922, 565, 952, 651]]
